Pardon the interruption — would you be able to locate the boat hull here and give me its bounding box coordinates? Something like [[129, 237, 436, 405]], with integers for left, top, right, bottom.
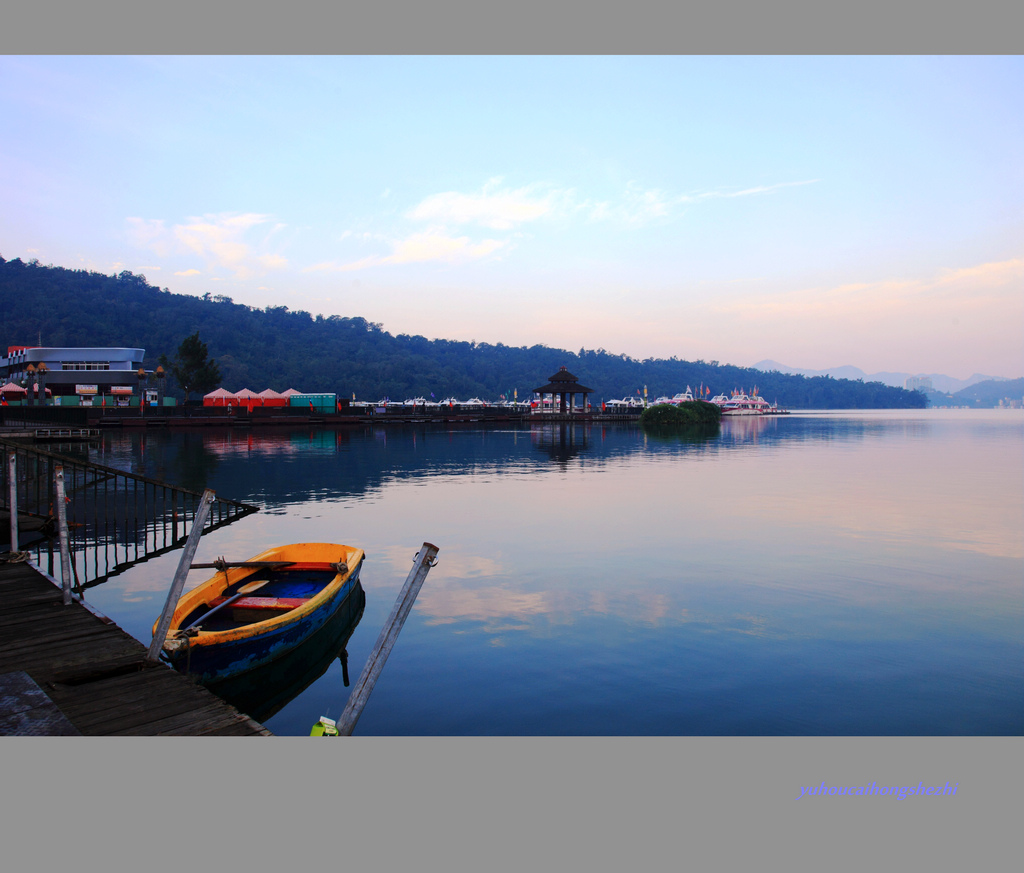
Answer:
[[205, 581, 366, 721]]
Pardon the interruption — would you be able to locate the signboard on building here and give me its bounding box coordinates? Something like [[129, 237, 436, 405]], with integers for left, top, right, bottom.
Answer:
[[76, 384, 99, 395]]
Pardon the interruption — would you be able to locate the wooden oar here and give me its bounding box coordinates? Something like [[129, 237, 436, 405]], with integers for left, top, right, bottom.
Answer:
[[183, 578, 270, 630]]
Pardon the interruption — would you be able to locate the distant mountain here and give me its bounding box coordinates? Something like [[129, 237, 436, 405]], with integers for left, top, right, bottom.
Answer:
[[942, 378, 1024, 408], [752, 360, 1013, 394], [0, 256, 927, 409]]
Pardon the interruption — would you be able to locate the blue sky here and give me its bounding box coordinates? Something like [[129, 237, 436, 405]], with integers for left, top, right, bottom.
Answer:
[[2, 55, 1021, 377]]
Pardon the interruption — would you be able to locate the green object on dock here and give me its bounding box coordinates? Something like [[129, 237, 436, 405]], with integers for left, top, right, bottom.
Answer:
[[310, 715, 338, 736]]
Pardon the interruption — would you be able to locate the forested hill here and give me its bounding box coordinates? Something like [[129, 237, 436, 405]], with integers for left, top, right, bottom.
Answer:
[[0, 256, 926, 408]]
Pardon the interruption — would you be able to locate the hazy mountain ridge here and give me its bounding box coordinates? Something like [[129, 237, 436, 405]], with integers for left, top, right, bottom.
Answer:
[[0, 256, 926, 409], [752, 360, 1014, 394]]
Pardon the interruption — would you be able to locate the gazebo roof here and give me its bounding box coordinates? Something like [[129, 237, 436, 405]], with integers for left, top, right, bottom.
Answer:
[[0, 382, 28, 395], [233, 388, 261, 399], [533, 366, 593, 394], [203, 388, 235, 399], [257, 388, 284, 399]]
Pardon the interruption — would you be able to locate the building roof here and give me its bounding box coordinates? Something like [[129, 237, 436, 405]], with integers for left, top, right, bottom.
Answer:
[[533, 366, 593, 394]]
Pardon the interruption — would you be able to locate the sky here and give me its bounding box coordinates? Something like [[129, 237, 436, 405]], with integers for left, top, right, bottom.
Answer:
[[1, 55, 1022, 379]]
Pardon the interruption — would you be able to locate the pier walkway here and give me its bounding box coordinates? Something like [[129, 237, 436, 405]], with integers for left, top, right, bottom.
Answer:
[[0, 559, 271, 736]]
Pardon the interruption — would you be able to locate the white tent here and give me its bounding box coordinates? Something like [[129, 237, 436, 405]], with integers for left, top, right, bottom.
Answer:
[[203, 388, 236, 406]]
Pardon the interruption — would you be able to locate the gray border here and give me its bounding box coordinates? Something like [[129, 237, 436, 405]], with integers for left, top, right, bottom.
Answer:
[[3, 737, 1021, 866], [2, 1, 1022, 53], [3, 0, 1019, 868]]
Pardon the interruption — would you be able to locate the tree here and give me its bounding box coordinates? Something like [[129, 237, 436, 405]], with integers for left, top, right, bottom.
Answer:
[[169, 332, 222, 401]]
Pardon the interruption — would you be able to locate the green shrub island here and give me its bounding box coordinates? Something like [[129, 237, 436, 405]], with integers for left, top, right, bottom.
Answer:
[[640, 400, 722, 427]]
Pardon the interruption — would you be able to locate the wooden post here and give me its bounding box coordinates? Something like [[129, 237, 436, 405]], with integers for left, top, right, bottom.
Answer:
[[6, 451, 16, 552], [335, 542, 439, 736], [147, 489, 215, 662], [54, 466, 73, 605]]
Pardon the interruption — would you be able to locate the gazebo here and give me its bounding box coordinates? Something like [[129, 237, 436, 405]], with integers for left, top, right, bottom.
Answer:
[[532, 366, 594, 414]]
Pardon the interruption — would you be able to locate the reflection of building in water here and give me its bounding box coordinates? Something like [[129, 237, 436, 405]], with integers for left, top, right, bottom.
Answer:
[[531, 422, 591, 464], [719, 414, 775, 442]]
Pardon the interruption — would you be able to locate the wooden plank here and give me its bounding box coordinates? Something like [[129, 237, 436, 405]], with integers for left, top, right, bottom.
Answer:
[[0, 624, 124, 654], [46, 654, 152, 685], [112, 704, 255, 736], [47, 669, 182, 714], [0, 645, 145, 678], [2, 634, 146, 669], [202, 721, 273, 737], [195, 715, 272, 737], [72, 690, 227, 733], [0, 609, 109, 633], [63, 683, 216, 728], [0, 561, 271, 736]]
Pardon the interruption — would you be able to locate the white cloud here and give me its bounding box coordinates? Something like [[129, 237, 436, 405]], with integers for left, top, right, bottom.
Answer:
[[307, 228, 508, 272], [579, 179, 820, 224], [126, 217, 171, 257], [682, 179, 821, 203], [126, 212, 288, 279], [407, 178, 570, 229], [320, 176, 820, 274]]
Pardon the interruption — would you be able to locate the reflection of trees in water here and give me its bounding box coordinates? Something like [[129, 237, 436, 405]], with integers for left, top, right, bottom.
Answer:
[[94, 417, 890, 509], [640, 422, 721, 445], [170, 431, 223, 493]]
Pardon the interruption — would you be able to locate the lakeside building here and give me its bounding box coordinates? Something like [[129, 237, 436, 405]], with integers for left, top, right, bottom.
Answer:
[[1, 345, 146, 404]]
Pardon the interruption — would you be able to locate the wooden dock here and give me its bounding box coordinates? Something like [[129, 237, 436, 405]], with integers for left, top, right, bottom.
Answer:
[[0, 559, 271, 736]]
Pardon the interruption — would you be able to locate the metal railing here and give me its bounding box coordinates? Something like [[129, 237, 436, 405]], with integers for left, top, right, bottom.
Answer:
[[2, 439, 259, 592]]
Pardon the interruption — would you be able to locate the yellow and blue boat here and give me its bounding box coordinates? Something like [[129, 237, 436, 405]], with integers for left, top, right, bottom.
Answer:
[[155, 542, 365, 684]]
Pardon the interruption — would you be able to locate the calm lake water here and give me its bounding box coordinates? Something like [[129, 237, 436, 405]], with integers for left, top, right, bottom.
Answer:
[[60, 409, 1023, 735]]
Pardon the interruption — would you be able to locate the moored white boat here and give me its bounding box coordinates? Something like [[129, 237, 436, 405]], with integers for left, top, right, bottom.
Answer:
[[711, 389, 773, 415]]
